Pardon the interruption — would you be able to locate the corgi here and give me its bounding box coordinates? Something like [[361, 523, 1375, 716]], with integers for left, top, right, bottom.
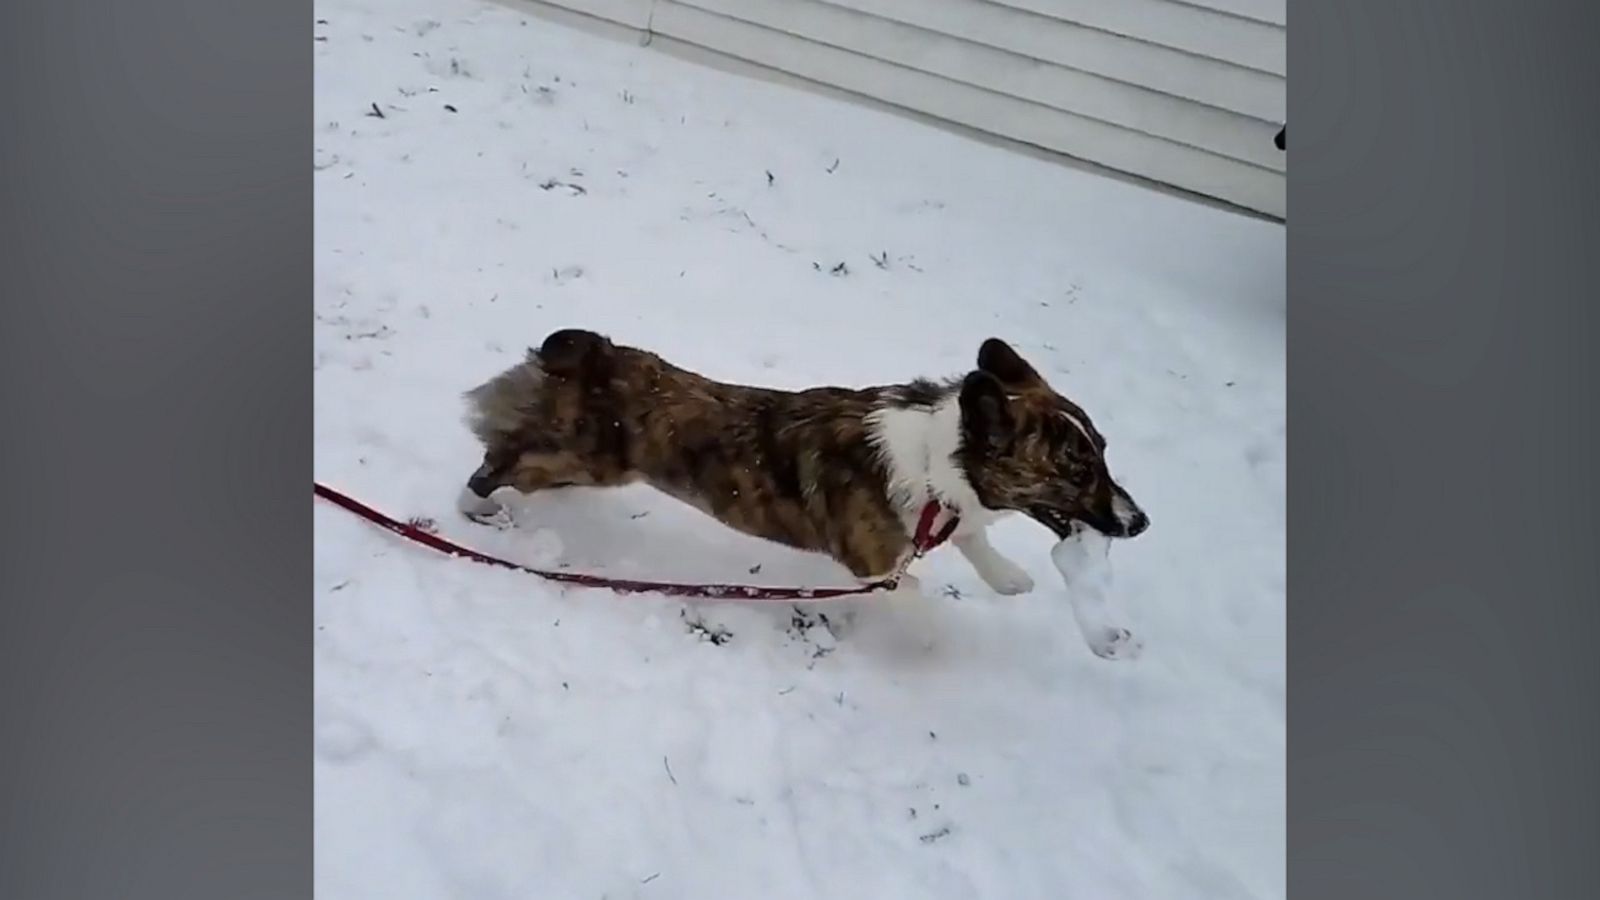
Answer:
[[457, 329, 1148, 596]]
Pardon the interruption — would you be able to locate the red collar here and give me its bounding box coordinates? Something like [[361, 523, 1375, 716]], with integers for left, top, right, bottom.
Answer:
[[912, 500, 960, 553]]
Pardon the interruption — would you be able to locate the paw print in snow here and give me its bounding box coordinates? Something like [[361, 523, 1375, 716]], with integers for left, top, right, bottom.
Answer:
[[1085, 626, 1143, 661]]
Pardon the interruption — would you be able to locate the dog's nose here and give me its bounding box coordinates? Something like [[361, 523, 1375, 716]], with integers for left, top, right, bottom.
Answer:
[[466, 461, 501, 498], [1125, 510, 1150, 537]]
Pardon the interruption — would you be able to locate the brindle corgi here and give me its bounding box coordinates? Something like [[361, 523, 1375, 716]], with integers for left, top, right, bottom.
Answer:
[[457, 329, 1148, 595]]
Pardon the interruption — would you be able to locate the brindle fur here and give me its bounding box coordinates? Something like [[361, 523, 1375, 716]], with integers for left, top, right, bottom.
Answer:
[[955, 339, 1143, 539], [461, 329, 1145, 582]]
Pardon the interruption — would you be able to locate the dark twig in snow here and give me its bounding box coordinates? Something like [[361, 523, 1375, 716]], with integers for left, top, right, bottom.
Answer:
[[826, 158, 840, 174], [765, 170, 775, 186], [366, 102, 386, 119], [641, 873, 660, 884], [539, 179, 587, 196], [663, 756, 678, 785], [681, 609, 732, 645], [871, 251, 890, 270], [920, 826, 952, 844], [443, 104, 458, 113]]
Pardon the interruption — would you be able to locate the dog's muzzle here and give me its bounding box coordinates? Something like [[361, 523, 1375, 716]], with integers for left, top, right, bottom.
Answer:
[[458, 462, 504, 517], [1028, 505, 1080, 540], [466, 462, 500, 498], [1110, 492, 1150, 538], [1029, 494, 1150, 540]]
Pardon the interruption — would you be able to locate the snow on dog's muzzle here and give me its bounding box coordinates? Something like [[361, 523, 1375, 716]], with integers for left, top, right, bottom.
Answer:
[[457, 485, 501, 517]]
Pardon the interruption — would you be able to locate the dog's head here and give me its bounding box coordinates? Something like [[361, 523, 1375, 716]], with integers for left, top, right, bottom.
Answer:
[[955, 339, 1149, 540]]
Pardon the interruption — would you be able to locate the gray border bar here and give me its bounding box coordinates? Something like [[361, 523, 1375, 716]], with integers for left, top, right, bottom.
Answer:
[[0, 1, 312, 896], [2, 0, 1598, 896], [1292, 2, 1600, 897]]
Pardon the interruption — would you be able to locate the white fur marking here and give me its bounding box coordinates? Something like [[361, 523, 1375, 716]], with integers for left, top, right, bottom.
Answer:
[[864, 396, 990, 523], [1059, 410, 1093, 443], [1111, 492, 1140, 528], [953, 531, 1034, 595]]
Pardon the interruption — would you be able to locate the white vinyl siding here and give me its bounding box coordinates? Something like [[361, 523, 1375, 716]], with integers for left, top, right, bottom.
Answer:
[[521, 0, 1287, 217]]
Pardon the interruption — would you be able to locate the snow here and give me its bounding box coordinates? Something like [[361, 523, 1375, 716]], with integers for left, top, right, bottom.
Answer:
[[1051, 529, 1143, 662], [313, 1, 1286, 898]]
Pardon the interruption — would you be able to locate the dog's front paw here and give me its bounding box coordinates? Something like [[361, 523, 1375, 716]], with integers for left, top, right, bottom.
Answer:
[[1083, 625, 1143, 661], [979, 560, 1035, 596]]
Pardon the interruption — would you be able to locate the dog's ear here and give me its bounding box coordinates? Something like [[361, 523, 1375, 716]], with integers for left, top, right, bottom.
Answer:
[[537, 328, 611, 377], [977, 338, 1043, 388], [958, 371, 1013, 443]]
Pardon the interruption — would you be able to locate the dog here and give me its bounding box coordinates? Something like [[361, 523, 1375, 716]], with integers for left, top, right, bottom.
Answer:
[[456, 329, 1148, 597]]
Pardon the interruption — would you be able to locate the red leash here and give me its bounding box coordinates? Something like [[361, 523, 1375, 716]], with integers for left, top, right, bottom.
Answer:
[[314, 482, 959, 601]]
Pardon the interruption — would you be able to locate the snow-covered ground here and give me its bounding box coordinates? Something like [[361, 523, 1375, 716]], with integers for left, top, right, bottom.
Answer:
[[313, 1, 1286, 897]]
